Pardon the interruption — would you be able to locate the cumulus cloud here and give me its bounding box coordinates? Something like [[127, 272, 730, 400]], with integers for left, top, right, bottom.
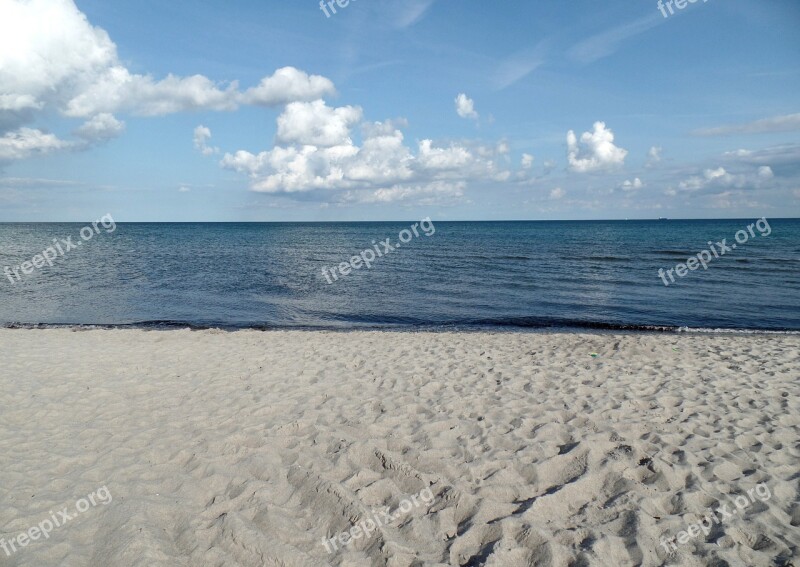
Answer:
[[193, 125, 218, 156], [566, 122, 627, 173], [276, 100, 363, 147], [550, 187, 565, 200], [0, 0, 239, 120], [674, 165, 775, 194], [646, 146, 662, 167], [219, 102, 510, 198], [455, 94, 478, 120], [618, 177, 644, 192], [0, 0, 339, 162], [241, 67, 336, 107], [343, 181, 465, 205], [694, 113, 800, 136], [521, 153, 534, 169], [361, 118, 409, 138], [74, 113, 125, 142], [0, 127, 74, 161], [0, 0, 117, 118], [64, 70, 240, 118], [417, 139, 473, 170]]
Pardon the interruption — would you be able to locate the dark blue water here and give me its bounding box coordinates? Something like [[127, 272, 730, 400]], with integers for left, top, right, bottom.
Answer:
[[1, 219, 798, 331]]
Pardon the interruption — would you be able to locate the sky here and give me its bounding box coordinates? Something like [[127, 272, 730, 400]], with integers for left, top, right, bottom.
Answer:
[[0, 0, 799, 221]]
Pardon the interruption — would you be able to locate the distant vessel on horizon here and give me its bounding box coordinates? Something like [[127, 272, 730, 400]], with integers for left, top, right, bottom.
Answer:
[[658, 217, 669, 220]]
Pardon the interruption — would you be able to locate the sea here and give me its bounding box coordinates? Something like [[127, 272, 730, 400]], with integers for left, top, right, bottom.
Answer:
[[1, 219, 798, 332]]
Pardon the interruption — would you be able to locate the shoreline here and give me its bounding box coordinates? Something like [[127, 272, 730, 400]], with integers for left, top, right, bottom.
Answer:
[[3, 323, 799, 335]]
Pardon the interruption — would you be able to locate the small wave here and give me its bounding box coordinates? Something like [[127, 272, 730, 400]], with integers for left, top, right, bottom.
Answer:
[[3, 318, 799, 334], [561, 256, 629, 262], [655, 250, 692, 256], [676, 326, 800, 335]]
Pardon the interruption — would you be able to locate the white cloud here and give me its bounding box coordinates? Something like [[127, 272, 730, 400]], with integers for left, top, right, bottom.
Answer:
[[193, 125, 218, 156], [276, 100, 363, 147], [758, 166, 774, 179], [241, 67, 336, 107], [0, 0, 117, 117], [361, 118, 408, 138], [676, 165, 774, 194], [67, 66, 338, 118], [618, 177, 644, 192], [417, 139, 473, 170], [65, 69, 240, 118], [0, 0, 341, 162], [220, 105, 510, 199], [694, 113, 800, 136], [74, 113, 125, 142], [567, 122, 627, 173], [646, 146, 662, 167], [178, 186, 191, 193], [0, 127, 74, 161], [344, 181, 465, 204], [653, 144, 798, 207], [346, 128, 413, 183], [521, 153, 535, 169], [721, 143, 800, 167], [0, 94, 43, 112], [455, 93, 478, 120], [550, 187, 565, 200], [0, 0, 241, 120]]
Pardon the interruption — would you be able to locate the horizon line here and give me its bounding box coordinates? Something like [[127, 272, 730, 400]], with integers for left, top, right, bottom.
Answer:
[[0, 217, 795, 224]]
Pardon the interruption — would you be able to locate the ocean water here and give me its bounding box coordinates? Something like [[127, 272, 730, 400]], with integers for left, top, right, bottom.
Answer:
[[0, 219, 798, 332]]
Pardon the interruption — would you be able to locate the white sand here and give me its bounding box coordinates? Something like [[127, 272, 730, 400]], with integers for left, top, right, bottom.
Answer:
[[0, 329, 798, 566]]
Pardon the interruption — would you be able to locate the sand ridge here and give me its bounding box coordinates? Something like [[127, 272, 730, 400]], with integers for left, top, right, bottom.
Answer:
[[0, 329, 798, 566]]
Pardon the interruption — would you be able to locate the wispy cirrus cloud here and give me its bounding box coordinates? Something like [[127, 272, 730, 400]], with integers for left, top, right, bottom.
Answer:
[[391, 0, 436, 28], [693, 113, 800, 136], [493, 41, 547, 90], [568, 13, 664, 64], [0, 177, 81, 188]]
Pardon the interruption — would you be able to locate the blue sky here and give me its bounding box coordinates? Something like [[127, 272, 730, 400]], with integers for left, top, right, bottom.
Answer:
[[0, 0, 798, 221]]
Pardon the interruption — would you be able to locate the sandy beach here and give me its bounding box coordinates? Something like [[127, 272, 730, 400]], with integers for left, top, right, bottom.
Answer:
[[0, 329, 797, 566]]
